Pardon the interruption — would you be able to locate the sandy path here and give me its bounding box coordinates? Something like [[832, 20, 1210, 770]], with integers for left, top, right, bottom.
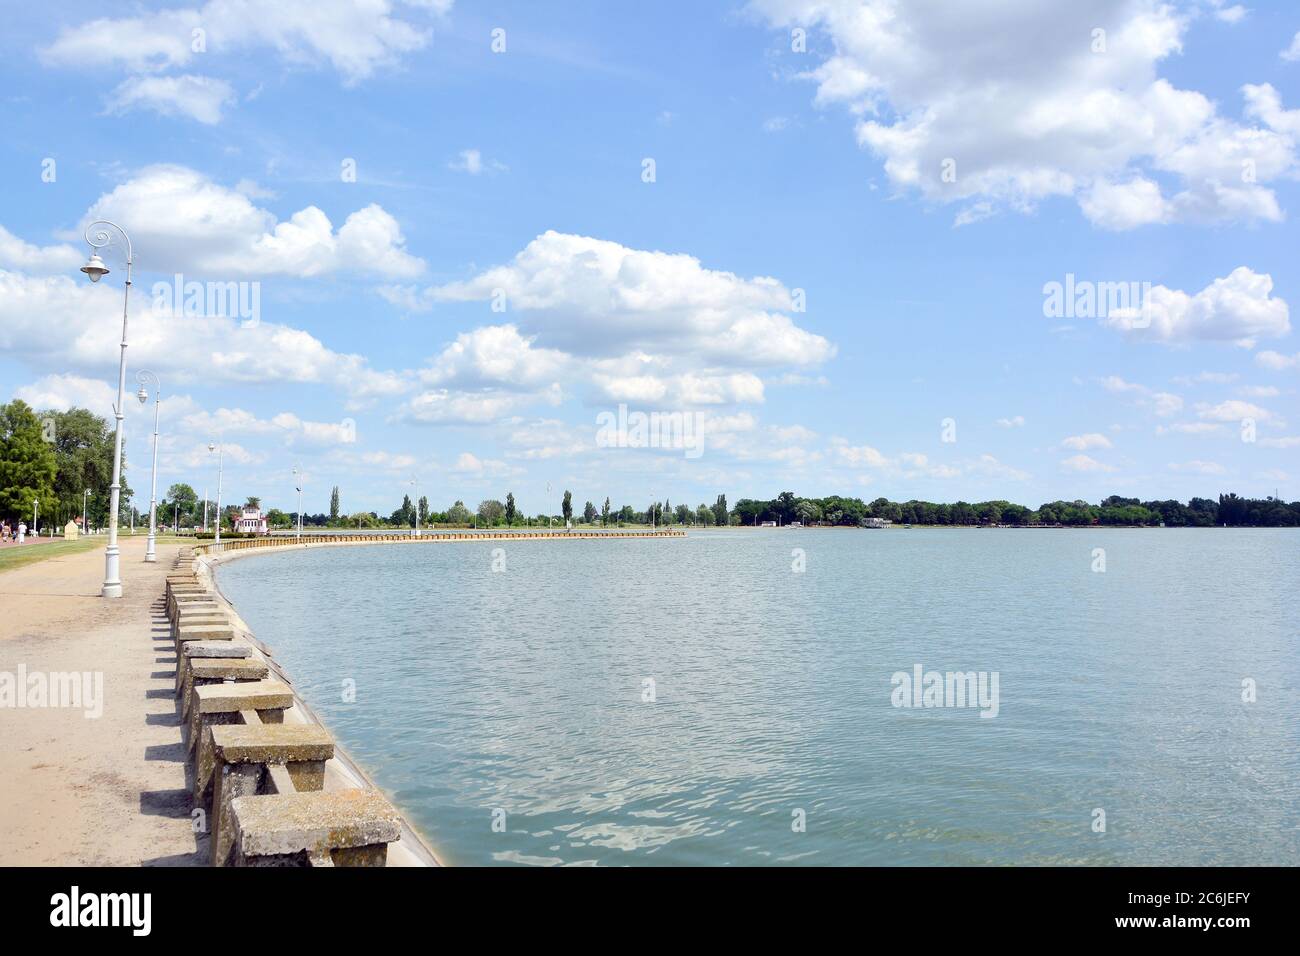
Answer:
[[0, 536, 205, 866]]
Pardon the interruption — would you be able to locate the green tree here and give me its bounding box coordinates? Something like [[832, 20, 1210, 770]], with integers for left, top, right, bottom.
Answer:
[[391, 494, 415, 527], [348, 511, 381, 529], [0, 400, 57, 524], [561, 490, 573, 522], [245, 496, 261, 510], [478, 499, 505, 524], [329, 485, 340, 519], [446, 500, 471, 524], [43, 407, 121, 529], [733, 498, 765, 525], [583, 500, 597, 523], [163, 483, 198, 527], [794, 499, 821, 525], [601, 496, 611, 526], [712, 494, 728, 527], [505, 492, 517, 524]]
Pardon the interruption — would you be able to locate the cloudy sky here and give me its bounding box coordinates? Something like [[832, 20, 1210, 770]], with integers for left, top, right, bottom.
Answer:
[[1, 0, 1298, 516]]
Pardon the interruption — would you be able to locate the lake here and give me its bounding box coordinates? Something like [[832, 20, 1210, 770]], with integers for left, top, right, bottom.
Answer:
[[216, 528, 1300, 866]]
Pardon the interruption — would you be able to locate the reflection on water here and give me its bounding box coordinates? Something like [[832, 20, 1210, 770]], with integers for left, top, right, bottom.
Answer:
[[218, 529, 1300, 866]]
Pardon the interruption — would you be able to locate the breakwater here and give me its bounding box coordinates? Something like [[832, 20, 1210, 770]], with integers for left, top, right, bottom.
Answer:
[[193, 528, 686, 557]]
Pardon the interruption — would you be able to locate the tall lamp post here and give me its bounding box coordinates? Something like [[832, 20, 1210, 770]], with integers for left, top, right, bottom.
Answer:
[[33, 499, 39, 537], [135, 370, 161, 562], [292, 465, 304, 542], [209, 442, 224, 544], [410, 476, 420, 538], [83, 489, 89, 535], [79, 220, 132, 598]]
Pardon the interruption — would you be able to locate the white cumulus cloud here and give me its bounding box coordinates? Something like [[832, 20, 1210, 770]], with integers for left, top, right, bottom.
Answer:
[[110, 75, 236, 124], [1103, 267, 1289, 346], [751, 0, 1300, 228], [79, 165, 424, 278], [1061, 433, 1113, 451]]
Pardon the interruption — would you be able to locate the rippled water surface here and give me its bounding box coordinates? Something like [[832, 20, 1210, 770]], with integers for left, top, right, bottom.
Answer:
[[217, 529, 1300, 866]]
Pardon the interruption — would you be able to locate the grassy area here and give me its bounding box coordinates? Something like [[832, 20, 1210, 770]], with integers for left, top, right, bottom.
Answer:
[[0, 537, 101, 574]]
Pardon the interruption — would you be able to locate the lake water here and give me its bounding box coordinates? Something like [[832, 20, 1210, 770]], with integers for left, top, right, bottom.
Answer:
[[216, 529, 1300, 866]]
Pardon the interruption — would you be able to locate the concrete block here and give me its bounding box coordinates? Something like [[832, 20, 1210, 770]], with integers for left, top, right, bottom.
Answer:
[[188, 680, 293, 767], [208, 724, 335, 865], [174, 640, 251, 694], [174, 623, 236, 655], [229, 789, 401, 867], [180, 657, 269, 719]]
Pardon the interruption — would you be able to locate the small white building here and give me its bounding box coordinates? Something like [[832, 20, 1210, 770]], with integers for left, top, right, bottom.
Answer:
[[235, 505, 269, 535]]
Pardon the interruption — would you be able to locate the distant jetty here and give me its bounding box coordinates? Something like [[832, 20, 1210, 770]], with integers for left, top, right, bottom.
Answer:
[[195, 528, 686, 558]]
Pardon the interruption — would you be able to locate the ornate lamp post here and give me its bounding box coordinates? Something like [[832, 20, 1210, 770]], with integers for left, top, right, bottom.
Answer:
[[83, 489, 89, 534], [293, 465, 304, 542], [209, 442, 224, 544], [411, 475, 420, 538], [79, 220, 132, 598], [135, 370, 161, 562]]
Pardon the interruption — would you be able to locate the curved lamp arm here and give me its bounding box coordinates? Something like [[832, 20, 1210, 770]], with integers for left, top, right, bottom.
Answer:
[[136, 368, 160, 400], [85, 219, 133, 265]]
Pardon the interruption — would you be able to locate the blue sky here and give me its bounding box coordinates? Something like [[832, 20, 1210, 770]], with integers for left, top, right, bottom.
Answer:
[[1, 0, 1298, 517]]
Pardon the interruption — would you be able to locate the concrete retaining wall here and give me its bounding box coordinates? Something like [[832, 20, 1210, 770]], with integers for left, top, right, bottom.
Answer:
[[162, 547, 437, 867]]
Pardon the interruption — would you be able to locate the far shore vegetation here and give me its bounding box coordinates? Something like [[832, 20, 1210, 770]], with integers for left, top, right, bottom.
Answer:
[[222, 490, 1299, 534], [4, 401, 1297, 536]]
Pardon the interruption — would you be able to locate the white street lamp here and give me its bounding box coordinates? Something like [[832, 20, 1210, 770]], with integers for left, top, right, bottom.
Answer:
[[135, 370, 161, 562], [33, 499, 39, 537], [80, 220, 132, 598], [209, 441, 224, 544], [203, 487, 209, 533], [292, 465, 304, 542], [410, 476, 420, 538], [83, 489, 89, 535]]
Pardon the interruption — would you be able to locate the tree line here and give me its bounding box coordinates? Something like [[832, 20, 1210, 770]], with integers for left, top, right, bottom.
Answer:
[[274, 489, 1300, 529], [0, 400, 132, 530], [5, 399, 1295, 532], [727, 491, 1300, 528]]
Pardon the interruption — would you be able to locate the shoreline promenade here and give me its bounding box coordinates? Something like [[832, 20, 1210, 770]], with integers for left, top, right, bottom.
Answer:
[[0, 536, 204, 865]]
